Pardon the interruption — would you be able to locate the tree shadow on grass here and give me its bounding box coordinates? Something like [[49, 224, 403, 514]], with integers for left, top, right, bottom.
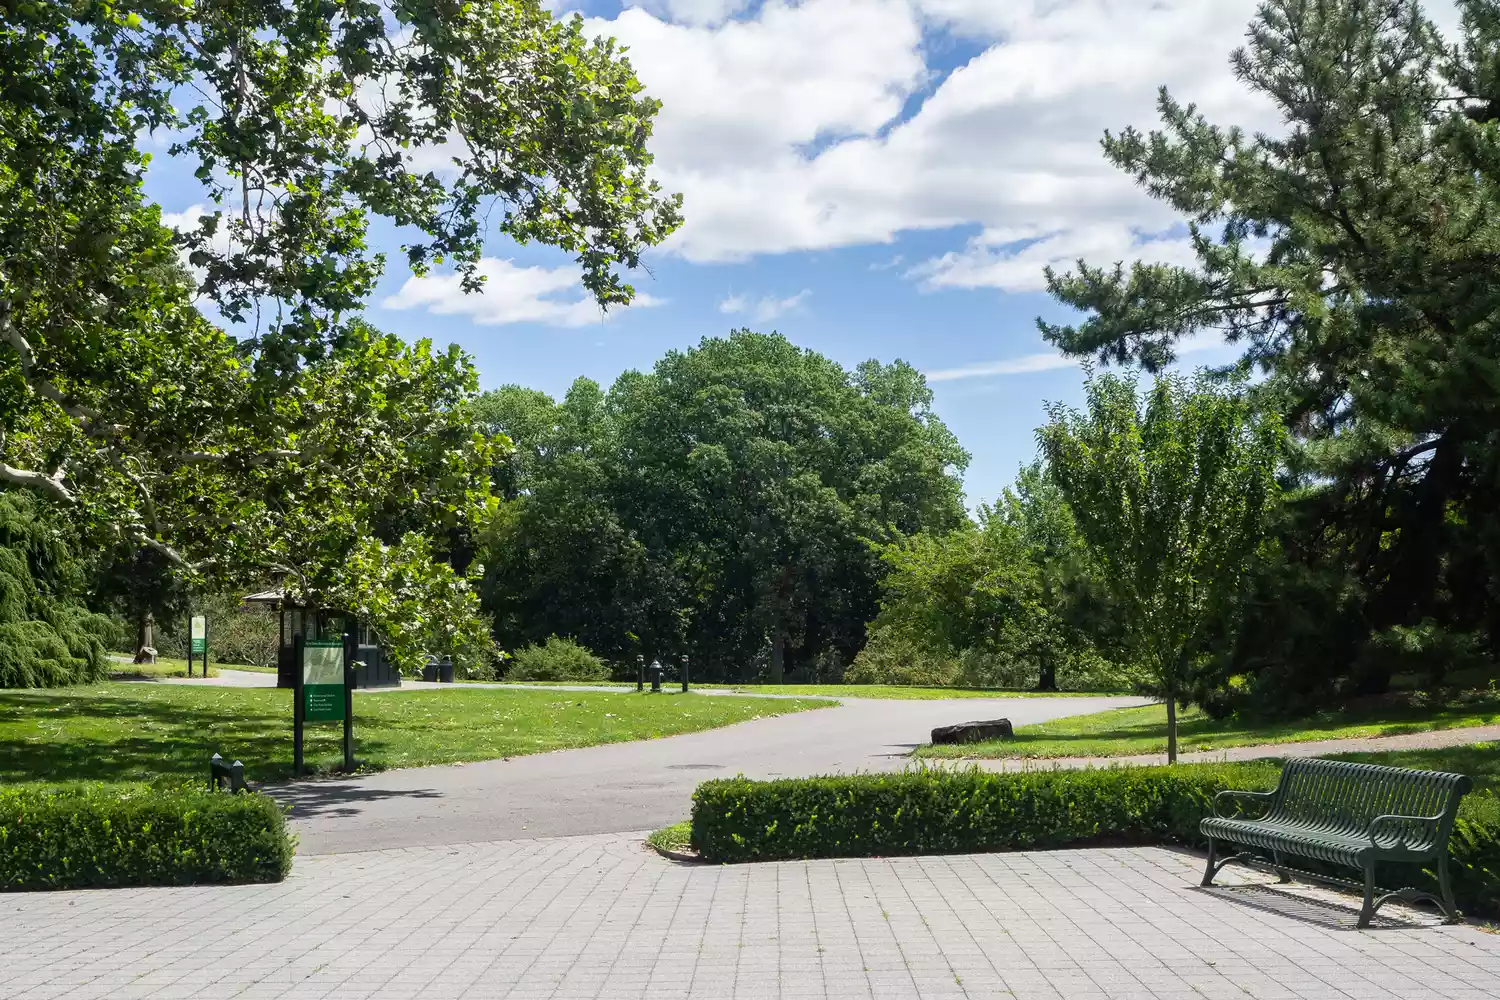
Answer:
[[0, 687, 403, 785]]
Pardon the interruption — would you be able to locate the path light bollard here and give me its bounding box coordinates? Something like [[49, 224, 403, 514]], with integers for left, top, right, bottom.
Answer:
[[649, 659, 663, 693], [681, 654, 690, 693], [636, 654, 645, 693], [209, 753, 249, 793]]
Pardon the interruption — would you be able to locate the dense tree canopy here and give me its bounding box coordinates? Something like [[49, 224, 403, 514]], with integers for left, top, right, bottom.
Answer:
[[1042, 0, 1500, 708], [0, 1, 680, 670], [477, 331, 969, 680]]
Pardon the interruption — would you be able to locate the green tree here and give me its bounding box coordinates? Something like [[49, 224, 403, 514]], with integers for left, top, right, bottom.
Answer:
[[477, 332, 970, 679], [851, 513, 1056, 689], [0, 492, 117, 686], [1, 2, 678, 668], [1039, 371, 1283, 761], [1039, 0, 1500, 698], [1000, 462, 1123, 690]]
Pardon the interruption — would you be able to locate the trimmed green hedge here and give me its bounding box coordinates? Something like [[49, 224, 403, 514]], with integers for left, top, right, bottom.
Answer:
[[690, 764, 1500, 917], [1, 783, 295, 890]]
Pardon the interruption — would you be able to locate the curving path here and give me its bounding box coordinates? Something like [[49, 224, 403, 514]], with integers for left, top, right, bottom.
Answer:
[[270, 693, 1145, 854]]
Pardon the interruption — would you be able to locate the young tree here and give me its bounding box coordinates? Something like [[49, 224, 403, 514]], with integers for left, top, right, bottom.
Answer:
[[1039, 372, 1283, 761]]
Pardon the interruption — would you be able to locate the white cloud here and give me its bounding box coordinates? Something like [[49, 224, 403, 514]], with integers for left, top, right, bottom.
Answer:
[[912, 223, 1201, 293], [928, 330, 1239, 383], [926, 352, 1079, 382], [716, 289, 812, 322], [587, 1, 1468, 291], [718, 289, 812, 322], [630, 1, 754, 27], [381, 258, 662, 328]]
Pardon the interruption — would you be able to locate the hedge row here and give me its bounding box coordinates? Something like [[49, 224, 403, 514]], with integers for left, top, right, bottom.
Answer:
[[1, 783, 295, 890], [690, 764, 1500, 917]]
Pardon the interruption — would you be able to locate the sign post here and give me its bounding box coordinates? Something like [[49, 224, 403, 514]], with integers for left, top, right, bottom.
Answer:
[[189, 614, 207, 677], [294, 636, 350, 777]]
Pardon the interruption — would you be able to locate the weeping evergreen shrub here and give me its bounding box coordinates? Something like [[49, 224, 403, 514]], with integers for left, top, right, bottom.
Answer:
[[0, 493, 116, 687]]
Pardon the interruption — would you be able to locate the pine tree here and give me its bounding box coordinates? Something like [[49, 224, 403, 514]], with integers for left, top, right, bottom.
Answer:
[[1041, 0, 1500, 699]]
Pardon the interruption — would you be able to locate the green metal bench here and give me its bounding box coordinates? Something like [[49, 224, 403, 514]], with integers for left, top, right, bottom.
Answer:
[[1200, 758, 1472, 928]]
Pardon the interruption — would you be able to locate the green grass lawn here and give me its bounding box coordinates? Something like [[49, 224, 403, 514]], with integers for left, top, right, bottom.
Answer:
[[106, 656, 273, 679], [499, 681, 1116, 699], [0, 684, 830, 785], [647, 820, 693, 854], [1322, 741, 1500, 793], [914, 699, 1500, 759]]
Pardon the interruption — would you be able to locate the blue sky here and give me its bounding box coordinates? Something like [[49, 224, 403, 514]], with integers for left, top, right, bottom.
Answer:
[[145, 0, 1462, 508]]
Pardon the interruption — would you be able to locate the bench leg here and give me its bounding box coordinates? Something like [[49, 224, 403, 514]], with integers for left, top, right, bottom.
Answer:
[[1357, 864, 1376, 929], [1271, 850, 1291, 884], [1437, 854, 1460, 924], [1201, 839, 1218, 887]]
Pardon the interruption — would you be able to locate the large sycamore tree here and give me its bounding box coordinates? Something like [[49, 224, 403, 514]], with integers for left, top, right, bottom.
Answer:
[[1041, 0, 1500, 703], [1040, 372, 1283, 762], [0, 1, 680, 670]]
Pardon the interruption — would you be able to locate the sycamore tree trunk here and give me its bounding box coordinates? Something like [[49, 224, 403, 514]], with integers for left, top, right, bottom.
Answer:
[[770, 633, 785, 684], [133, 612, 156, 664]]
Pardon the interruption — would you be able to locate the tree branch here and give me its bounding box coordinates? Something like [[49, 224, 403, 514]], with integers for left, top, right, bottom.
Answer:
[[175, 448, 300, 465], [0, 458, 73, 503]]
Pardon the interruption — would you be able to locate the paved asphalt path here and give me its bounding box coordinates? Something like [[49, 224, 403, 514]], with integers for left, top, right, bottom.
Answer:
[[273, 693, 1144, 855]]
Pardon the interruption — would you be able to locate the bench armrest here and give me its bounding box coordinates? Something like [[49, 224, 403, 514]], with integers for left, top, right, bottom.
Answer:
[[1368, 813, 1443, 851], [1212, 789, 1277, 819]]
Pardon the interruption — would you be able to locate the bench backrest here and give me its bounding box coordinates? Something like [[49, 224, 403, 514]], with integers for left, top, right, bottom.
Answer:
[[1269, 758, 1472, 848]]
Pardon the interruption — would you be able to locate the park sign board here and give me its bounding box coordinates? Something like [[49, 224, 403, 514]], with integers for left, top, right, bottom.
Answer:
[[303, 639, 346, 722], [190, 615, 207, 653]]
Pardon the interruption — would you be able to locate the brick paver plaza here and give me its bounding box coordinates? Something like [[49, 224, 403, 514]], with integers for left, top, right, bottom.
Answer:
[[6, 832, 1498, 1000]]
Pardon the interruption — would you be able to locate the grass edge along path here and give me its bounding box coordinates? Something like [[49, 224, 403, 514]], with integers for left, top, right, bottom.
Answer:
[[914, 698, 1500, 760], [0, 684, 833, 786], [497, 681, 1120, 700]]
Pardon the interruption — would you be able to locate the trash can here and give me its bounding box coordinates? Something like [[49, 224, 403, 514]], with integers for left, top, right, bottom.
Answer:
[[438, 655, 454, 684], [422, 656, 439, 683]]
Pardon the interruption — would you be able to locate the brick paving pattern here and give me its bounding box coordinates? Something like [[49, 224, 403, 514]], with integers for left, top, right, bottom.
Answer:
[[4, 834, 1496, 1000]]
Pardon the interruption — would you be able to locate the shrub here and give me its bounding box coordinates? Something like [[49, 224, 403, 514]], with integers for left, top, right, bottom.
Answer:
[[0, 783, 295, 890], [692, 764, 1279, 863], [0, 495, 116, 687], [690, 765, 1500, 917], [506, 636, 610, 682], [844, 632, 960, 687], [155, 593, 281, 667]]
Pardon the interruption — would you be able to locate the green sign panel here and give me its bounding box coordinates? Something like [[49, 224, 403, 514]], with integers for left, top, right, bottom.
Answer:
[[190, 615, 207, 654], [303, 639, 345, 722]]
